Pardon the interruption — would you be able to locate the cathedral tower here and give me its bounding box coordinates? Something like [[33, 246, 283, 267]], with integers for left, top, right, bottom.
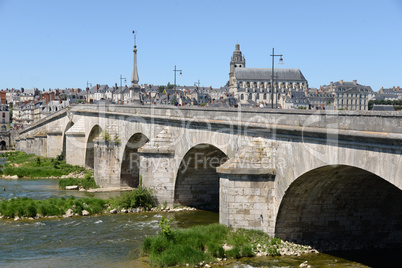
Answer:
[[229, 44, 245, 92]]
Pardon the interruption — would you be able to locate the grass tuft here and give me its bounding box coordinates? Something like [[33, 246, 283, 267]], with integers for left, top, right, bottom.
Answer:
[[141, 221, 284, 267], [109, 186, 155, 209], [58, 172, 98, 190]]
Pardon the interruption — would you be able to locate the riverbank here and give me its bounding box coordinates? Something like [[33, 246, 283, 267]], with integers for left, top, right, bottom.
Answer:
[[0, 151, 85, 179]]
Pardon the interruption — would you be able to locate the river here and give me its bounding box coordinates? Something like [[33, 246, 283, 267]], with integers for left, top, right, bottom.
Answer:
[[0, 178, 393, 267]]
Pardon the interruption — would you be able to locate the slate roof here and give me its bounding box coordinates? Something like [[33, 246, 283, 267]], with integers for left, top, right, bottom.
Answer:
[[235, 68, 306, 81], [372, 105, 395, 111]]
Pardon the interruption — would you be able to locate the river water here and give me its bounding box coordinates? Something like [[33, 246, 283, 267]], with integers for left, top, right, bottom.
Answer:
[[0, 178, 389, 267]]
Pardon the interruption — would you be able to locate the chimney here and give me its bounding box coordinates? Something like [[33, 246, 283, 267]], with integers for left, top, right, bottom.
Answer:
[[339, 80, 343, 85], [353, 80, 357, 85], [398, 86, 400, 90], [330, 82, 333, 91]]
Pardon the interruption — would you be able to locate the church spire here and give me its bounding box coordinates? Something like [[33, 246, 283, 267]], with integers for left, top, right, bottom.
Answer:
[[229, 43, 245, 92], [130, 30, 139, 89]]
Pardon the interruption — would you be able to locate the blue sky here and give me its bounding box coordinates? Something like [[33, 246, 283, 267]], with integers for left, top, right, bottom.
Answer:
[[0, 0, 401, 91]]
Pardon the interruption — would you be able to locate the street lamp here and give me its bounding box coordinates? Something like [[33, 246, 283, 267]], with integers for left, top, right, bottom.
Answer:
[[173, 65, 182, 89], [270, 48, 284, 108], [86, 81, 92, 104], [119, 75, 127, 89]]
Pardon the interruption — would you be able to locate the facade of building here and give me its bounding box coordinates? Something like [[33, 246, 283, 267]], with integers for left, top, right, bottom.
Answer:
[[321, 80, 374, 110], [0, 104, 10, 132]]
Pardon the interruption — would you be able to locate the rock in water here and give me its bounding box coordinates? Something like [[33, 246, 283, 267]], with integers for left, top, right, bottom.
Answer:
[[82, 210, 90, 216], [64, 209, 74, 217], [66, 185, 79, 190], [110, 209, 117, 214]]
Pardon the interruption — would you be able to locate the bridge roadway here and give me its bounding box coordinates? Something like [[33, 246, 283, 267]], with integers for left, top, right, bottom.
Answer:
[[16, 104, 402, 249]]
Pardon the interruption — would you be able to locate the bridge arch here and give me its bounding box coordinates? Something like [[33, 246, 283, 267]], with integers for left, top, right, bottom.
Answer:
[[174, 143, 228, 211], [85, 125, 103, 169], [0, 140, 6, 150], [275, 165, 402, 250], [120, 133, 149, 187]]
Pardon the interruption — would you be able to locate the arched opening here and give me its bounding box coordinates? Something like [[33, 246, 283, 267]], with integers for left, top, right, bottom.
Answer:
[[0, 140, 6, 150], [275, 165, 402, 250], [62, 121, 74, 159], [85, 125, 103, 169], [120, 133, 149, 187], [174, 144, 228, 211]]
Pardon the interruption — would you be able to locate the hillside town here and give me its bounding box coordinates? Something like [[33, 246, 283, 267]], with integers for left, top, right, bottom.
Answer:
[[0, 44, 400, 132]]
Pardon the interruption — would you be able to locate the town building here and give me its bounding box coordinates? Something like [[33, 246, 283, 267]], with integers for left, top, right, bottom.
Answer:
[[228, 44, 309, 107], [321, 80, 374, 110]]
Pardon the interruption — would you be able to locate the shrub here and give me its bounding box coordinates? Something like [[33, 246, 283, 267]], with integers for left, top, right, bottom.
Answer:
[[110, 186, 154, 209], [159, 217, 173, 239]]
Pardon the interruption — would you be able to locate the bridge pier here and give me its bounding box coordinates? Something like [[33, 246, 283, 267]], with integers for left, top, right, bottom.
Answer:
[[34, 133, 47, 157], [138, 128, 176, 206], [219, 174, 276, 235], [46, 131, 63, 158], [65, 132, 86, 166], [139, 151, 176, 206], [94, 140, 122, 187], [14, 139, 20, 151], [26, 136, 34, 154], [17, 138, 26, 153], [217, 138, 278, 235]]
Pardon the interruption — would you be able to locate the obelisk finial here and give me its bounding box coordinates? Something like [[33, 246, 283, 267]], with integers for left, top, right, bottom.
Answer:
[[130, 30, 139, 89]]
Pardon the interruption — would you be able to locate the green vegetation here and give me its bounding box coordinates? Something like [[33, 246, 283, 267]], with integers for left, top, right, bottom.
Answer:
[[0, 186, 155, 219], [0, 196, 106, 218], [0, 151, 85, 178], [58, 172, 98, 190], [109, 185, 155, 210], [100, 130, 121, 145], [368, 99, 402, 110], [142, 219, 282, 267]]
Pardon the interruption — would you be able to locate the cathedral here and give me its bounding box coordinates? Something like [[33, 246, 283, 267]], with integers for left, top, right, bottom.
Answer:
[[229, 44, 308, 107]]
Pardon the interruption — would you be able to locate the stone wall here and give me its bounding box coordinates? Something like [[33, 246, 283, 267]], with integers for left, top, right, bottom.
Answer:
[[220, 174, 276, 234], [94, 141, 121, 187]]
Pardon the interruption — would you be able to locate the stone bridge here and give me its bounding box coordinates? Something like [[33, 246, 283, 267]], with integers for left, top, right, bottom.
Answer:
[[16, 104, 402, 249]]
